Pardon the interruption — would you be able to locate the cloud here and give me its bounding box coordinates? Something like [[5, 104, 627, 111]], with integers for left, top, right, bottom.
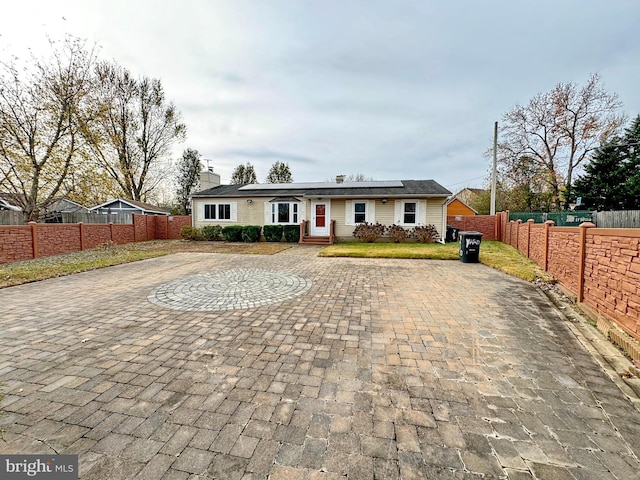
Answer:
[[220, 149, 320, 165], [2, 0, 639, 191]]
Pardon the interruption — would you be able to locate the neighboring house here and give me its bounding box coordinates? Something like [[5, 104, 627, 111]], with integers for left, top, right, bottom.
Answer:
[[446, 197, 477, 217], [453, 187, 486, 207], [42, 198, 90, 222], [90, 198, 169, 216], [191, 178, 452, 244], [48, 198, 89, 213]]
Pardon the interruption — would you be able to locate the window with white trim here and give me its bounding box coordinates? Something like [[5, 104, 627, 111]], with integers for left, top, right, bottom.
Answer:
[[345, 200, 375, 225], [395, 199, 425, 226], [203, 202, 236, 221], [354, 202, 366, 223], [403, 202, 416, 224], [271, 202, 299, 224]]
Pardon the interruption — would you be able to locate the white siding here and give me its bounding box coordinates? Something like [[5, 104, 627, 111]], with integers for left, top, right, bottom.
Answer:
[[426, 198, 447, 241], [194, 197, 305, 228], [193, 195, 449, 241]]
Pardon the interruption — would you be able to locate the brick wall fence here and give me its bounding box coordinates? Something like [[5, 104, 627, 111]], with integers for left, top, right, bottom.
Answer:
[[502, 216, 640, 344], [446, 214, 502, 241], [0, 214, 191, 264]]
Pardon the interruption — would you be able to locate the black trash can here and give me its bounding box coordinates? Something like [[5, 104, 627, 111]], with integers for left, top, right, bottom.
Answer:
[[446, 225, 460, 243], [459, 231, 483, 263]]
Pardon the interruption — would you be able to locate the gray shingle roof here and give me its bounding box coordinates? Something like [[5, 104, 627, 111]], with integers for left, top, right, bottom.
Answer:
[[90, 198, 169, 214], [192, 180, 451, 198]]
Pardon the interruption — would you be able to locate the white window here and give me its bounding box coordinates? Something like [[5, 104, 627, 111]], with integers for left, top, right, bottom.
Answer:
[[403, 202, 416, 224], [265, 201, 302, 224], [354, 202, 367, 223], [202, 202, 237, 221], [395, 200, 426, 226], [345, 200, 376, 225]]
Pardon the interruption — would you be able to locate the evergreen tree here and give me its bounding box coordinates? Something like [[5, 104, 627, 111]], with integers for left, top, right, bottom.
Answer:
[[266, 161, 293, 183], [622, 116, 640, 207], [573, 115, 640, 210], [230, 162, 257, 185], [175, 148, 202, 215]]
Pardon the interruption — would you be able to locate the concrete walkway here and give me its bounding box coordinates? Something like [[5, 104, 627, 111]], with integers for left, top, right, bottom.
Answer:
[[1, 253, 639, 479]]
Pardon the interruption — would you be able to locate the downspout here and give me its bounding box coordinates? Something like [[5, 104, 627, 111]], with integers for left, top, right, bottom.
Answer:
[[441, 198, 447, 244]]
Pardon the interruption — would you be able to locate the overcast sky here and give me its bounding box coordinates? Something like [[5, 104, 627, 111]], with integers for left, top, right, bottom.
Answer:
[[1, 1, 639, 192]]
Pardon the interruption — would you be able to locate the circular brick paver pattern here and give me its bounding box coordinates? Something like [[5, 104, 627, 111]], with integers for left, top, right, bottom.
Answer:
[[147, 268, 313, 311]]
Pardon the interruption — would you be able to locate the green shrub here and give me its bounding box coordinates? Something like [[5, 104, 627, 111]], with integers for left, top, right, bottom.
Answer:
[[283, 224, 300, 243], [202, 225, 222, 241], [263, 225, 284, 242], [387, 224, 408, 243], [180, 225, 204, 240], [413, 224, 440, 243], [241, 225, 262, 242], [221, 225, 243, 242], [353, 222, 386, 243]]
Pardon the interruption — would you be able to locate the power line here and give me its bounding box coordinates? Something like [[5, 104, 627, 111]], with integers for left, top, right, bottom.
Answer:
[[444, 174, 486, 189]]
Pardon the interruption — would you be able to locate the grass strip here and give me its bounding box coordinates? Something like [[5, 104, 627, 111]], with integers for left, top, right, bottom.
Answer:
[[478, 241, 554, 282], [318, 242, 460, 260], [0, 245, 168, 288], [319, 241, 553, 283]]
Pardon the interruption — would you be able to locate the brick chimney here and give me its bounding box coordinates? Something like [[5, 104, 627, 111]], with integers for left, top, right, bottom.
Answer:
[[336, 175, 345, 184]]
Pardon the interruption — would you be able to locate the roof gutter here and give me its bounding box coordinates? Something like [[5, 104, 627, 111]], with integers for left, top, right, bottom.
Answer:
[[302, 194, 449, 199], [191, 193, 449, 199]]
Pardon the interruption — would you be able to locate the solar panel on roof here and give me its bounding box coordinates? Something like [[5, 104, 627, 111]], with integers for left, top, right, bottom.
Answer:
[[238, 180, 404, 190]]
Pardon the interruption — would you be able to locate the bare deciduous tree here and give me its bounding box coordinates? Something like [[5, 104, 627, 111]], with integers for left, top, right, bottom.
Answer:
[[84, 62, 186, 201], [497, 74, 624, 210], [0, 36, 96, 221]]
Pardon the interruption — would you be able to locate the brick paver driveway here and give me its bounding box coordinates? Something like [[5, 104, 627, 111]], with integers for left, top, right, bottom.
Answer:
[[1, 252, 639, 479]]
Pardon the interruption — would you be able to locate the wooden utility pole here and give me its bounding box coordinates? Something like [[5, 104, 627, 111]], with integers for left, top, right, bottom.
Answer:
[[490, 121, 498, 215]]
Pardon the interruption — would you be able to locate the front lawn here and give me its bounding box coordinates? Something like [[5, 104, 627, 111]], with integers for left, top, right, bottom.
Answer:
[[319, 241, 554, 283], [319, 242, 459, 260], [0, 244, 169, 288], [0, 240, 291, 288]]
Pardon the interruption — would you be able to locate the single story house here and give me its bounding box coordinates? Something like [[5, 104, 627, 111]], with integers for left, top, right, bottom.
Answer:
[[191, 178, 452, 243], [446, 197, 477, 217], [453, 187, 486, 207], [90, 198, 169, 216]]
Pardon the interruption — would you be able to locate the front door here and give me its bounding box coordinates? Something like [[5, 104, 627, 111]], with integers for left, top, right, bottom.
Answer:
[[311, 201, 330, 236]]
